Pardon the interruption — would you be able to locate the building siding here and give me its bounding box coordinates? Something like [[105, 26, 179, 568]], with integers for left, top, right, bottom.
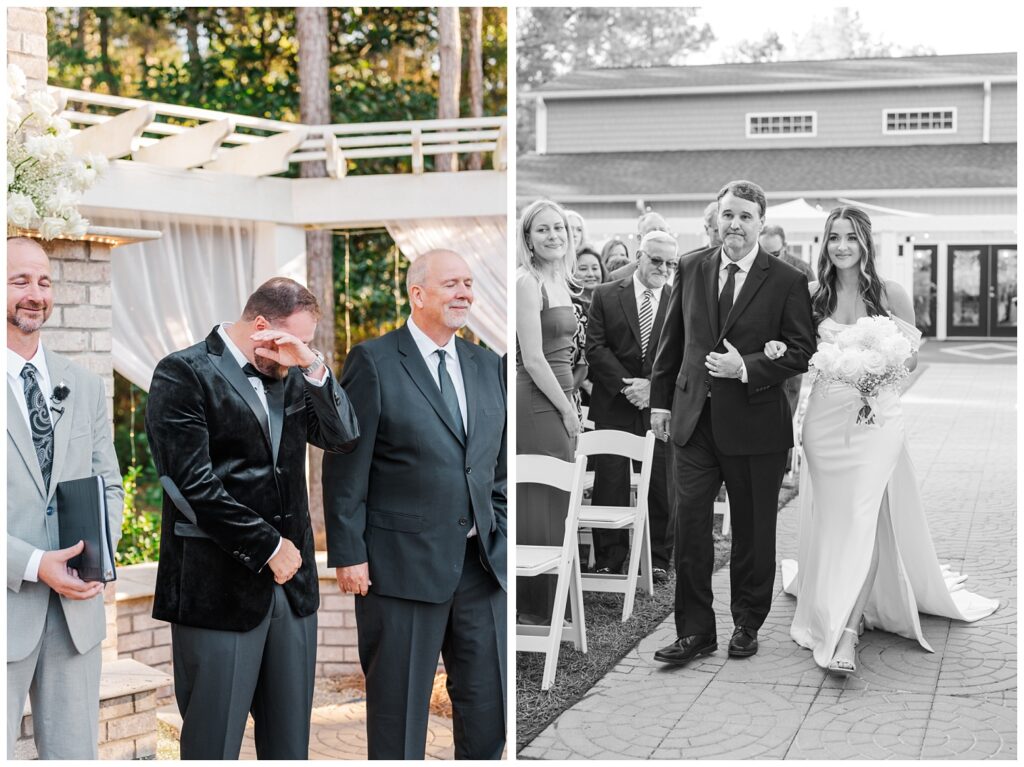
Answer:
[[544, 84, 1005, 153], [990, 82, 1017, 142]]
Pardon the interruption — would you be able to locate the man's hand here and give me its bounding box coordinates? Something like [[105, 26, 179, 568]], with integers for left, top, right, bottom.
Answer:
[[706, 339, 744, 378], [621, 377, 651, 409], [268, 537, 302, 584], [251, 329, 317, 369], [336, 563, 371, 597], [651, 411, 671, 443], [38, 541, 104, 600]]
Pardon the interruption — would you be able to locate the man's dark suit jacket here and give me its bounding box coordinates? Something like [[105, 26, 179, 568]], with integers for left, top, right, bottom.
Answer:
[[650, 245, 815, 455], [146, 328, 359, 631], [323, 323, 507, 601], [586, 275, 668, 428]]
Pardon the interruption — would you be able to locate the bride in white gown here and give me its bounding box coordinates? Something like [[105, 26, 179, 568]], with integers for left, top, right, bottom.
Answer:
[[775, 206, 997, 676]]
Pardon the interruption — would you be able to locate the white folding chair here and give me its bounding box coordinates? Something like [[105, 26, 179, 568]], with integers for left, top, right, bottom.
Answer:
[[516, 454, 588, 691], [576, 429, 656, 621]]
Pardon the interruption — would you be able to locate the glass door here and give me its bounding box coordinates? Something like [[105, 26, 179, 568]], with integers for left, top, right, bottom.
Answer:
[[947, 244, 1017, 337]]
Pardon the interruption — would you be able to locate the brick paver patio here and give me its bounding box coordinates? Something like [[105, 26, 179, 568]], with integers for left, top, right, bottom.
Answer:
[[520, 360, 1016, 760]]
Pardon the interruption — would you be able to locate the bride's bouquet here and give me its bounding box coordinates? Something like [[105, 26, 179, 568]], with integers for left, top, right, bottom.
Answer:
[[810, 316, 914, 430]]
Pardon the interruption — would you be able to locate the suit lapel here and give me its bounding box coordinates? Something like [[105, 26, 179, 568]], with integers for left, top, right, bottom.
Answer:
[[457, 339, 479, 442], [397, 325, 466, 445], [266, 379, 285, 466], [7, 384, 46, 496], [205, 332, 273, 455], [721, 248, 771, 339], [617, 280, 642, 350], [44, 351, 75, 501]]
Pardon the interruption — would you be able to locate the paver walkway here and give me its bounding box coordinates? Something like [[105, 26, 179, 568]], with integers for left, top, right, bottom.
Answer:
[[521, 360, 1016, 760]]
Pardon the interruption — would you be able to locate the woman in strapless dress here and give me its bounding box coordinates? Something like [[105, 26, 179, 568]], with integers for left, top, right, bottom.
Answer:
[[776, 206, 997, 676]]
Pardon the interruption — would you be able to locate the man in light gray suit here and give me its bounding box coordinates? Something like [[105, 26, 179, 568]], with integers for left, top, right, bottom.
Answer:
[[6, 237, 124, 759]]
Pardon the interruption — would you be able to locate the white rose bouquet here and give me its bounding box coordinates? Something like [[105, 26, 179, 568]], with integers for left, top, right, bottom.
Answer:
[[6, 65, 107, 239], [810, 315, 915, 430]]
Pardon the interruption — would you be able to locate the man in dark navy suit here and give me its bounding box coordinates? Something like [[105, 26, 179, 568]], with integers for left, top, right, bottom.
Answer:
[[325, 249, 507, 760]]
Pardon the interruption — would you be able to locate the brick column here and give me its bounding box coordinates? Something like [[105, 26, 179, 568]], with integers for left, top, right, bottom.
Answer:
[[38, 237, 118, 662], [6, 7, 48, 91]]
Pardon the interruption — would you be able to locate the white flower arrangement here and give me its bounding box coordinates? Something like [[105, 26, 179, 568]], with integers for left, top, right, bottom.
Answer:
[[810, 315, 915, 427], [6, 65, 107, 239]]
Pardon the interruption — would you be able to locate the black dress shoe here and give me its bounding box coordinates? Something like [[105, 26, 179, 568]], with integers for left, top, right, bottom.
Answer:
[[728, 626, 758, 657], [653, 634, 717, 666], [652, 567, 669, 584]]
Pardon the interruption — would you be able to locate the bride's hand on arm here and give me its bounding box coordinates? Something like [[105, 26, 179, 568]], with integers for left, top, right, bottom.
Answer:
[[517, 272, 581, 437], [763, 340, 787, 360]]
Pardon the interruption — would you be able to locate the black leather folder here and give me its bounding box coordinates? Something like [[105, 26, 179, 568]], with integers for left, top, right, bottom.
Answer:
[[56, 475, 117, 583]]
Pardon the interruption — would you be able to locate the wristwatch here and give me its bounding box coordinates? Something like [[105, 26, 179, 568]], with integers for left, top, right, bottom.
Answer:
[[300, 350, 325, 376]]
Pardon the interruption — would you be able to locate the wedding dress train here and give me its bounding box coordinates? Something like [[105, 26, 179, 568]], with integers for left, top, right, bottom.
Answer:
[[782, 316, 997, 668]]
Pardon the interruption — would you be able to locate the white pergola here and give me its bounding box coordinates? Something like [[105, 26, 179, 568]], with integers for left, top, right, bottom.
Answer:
[[54, 88, 509, 386]]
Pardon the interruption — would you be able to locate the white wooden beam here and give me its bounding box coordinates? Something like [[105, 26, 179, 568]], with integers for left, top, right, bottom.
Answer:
[[132, 118, 235, 169], [81, 161, 508, 226], [71, 105, 155, 160], [202, 128, 307, 176]]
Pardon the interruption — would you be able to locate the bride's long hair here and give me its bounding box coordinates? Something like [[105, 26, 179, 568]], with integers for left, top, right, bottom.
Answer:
[[811, 205, 888, 327]]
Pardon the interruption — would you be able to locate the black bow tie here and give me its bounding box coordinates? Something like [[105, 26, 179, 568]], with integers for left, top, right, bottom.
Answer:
[[242, 361, 281, 386]]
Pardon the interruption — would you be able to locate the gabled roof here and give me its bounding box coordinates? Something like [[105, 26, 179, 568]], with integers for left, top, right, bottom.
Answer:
[[516, 143, 1017, 201], [536, 52, 1017, 97]]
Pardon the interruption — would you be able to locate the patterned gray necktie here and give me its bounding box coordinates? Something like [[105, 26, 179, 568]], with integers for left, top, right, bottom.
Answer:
[[21, 363, 53, 489], [639, 289, 654, 358], [436, 350, 465, 439]]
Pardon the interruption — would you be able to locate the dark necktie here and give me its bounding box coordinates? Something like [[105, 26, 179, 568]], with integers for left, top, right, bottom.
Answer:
[[718, 262, 740, 333], [436, 350, 465, 439], [638, 289, 654, 358], [21, 364, 54, 489]]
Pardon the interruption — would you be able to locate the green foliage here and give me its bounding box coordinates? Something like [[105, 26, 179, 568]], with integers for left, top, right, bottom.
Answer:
[[113, 373, 163, 564], [117, 462, 163, 566]]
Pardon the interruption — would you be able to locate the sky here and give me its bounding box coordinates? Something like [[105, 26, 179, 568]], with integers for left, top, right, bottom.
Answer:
[[688, 3, 1020, 64]]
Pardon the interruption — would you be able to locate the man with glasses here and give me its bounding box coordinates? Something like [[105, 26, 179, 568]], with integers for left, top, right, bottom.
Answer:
[[586, 230, 679, 583], [608, 210, 672, 281]]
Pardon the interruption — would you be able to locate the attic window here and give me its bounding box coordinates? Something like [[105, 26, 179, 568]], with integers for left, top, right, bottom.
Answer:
[[747, 112, 816, 138], [883, 108, 956, 134]]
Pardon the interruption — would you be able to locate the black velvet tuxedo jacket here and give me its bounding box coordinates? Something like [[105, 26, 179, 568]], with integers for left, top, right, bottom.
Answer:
[[146, 328, 359, 631], [650, 245, 815, 455], [585, 276, 669, 429], [323, 323, 507, 603]]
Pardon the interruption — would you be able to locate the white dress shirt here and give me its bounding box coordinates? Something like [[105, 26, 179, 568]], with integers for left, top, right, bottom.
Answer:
[[216, 323, 328, 565], [8, 344, 54, 582], [632, 272, 664, 317], [405, 316, 475, 537]]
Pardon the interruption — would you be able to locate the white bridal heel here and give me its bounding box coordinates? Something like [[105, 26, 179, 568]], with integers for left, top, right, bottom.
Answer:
[[827, 627, 859, 677]]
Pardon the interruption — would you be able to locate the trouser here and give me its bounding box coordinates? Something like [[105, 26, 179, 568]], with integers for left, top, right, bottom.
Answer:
[[357, 537, 506, 760], [7, 591, 101, 759], [672, 401, 787, 637], [171, 584, 317, 760]]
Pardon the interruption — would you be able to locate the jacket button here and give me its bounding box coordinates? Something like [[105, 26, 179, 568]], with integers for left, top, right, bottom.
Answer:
[[458, 518, 468, 526], [276, 467, 284, 475], [46, 505, 54, 516], [273, 515, 282, 522], [465, 467, 472, 475], [233, 550, 239, 556]]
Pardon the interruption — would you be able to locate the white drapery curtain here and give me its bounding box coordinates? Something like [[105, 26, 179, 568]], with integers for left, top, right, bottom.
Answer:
[[385, 216, 507, 354], [82, 207, 255, 391]]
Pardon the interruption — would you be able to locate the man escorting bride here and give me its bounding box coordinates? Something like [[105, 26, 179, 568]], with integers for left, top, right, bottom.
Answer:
[[650, 186, 997, 675]]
